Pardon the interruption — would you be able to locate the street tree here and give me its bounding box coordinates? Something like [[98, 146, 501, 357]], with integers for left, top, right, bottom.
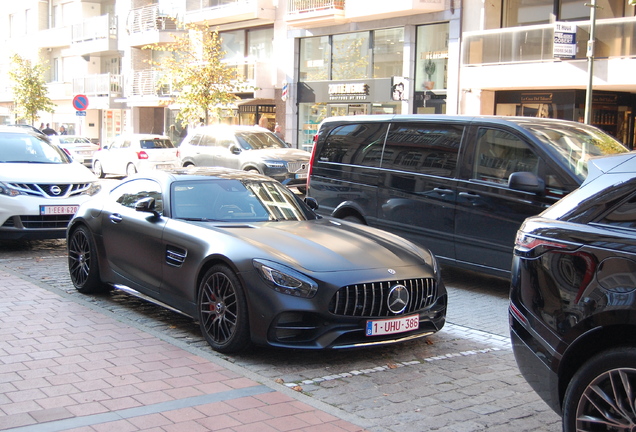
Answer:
[[7, 54, 55, 126], [144, 23, 250, 126]]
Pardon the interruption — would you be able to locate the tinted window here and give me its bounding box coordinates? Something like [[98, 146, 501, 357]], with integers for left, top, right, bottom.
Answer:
[[474, 128, 538, 185], [140, 139, 174, 149], [381, 123, 462, 176], [317, 123, 387, 167], [113, 179, 163, 213], [598, 193, 636, 230], [236, 131, 286, 150]]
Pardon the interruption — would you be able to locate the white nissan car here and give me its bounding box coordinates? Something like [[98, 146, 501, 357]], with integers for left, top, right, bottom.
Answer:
[[0, 127, 100, 240]]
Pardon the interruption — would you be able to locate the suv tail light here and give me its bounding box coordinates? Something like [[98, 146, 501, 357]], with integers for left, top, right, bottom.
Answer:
[[136, 151, 149, 160], [514, 232, 578, 258]]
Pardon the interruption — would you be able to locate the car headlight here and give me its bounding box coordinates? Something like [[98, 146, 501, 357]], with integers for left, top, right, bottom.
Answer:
[[253, 259, 318, 298], [263, 161, 285, 169], [0, 181, 23, 197], [85, 182, 101, 196]]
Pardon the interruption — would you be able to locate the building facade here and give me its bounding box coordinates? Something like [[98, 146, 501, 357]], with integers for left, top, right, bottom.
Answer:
[[0, 0, 634, 149]]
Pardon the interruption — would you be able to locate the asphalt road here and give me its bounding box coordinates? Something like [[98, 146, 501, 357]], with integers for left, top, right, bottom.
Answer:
[[0, 238, 562, 432]]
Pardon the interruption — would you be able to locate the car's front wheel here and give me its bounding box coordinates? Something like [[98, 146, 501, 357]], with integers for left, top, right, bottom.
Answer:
[[563, 347, 636, 432], [93, 160, 105, 178], [68, 225, 110, 294], [198, 265, 250, 353]]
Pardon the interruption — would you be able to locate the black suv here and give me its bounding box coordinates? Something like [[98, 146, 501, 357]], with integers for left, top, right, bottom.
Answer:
[[307, 115, 628, 278], [510, 152, 636, 431]]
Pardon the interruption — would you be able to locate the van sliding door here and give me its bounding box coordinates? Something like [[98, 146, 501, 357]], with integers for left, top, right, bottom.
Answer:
[[375, 122, 463, 262]]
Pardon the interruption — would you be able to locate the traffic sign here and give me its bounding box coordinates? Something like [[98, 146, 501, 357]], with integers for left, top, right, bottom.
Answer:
[[76, 111, 87, 116], [73, 94, 89, 111]]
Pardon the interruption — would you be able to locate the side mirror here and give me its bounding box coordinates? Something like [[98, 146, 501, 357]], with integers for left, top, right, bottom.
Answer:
[[508, 172, 545, 195], [135, 197, 160, 217], [101, 144, 110, 150], [304, 197, 319, 211], [229, 144, 241, 155]]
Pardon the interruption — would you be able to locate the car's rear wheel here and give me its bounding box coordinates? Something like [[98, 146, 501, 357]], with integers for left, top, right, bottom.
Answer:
[[93, 160, 105, 178], [68, 226, 110, 294], [126, 163, 137, 176], [563, 347, 636, 432], [198, 265, 250, 353]]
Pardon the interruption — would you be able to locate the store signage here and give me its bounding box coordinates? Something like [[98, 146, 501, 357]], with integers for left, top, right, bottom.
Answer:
[[521, 93, 553, 103], [554, 23, 577, 59], [328, 83, 369, 101]]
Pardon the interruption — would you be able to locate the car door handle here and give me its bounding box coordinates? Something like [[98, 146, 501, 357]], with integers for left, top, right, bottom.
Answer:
[[433, 188, 454, 195], [109, 213, 123, 223], [459, 192, 481, 200]]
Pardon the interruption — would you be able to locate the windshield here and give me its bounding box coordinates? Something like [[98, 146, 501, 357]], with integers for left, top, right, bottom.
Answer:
[[236, 132, 287, 150], [524, 122, 628, 181], [0, 132, 71, 164], [171, 179, 315, 222]]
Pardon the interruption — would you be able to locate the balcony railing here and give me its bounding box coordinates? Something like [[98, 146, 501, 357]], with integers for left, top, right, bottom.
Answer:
[[73, 74, 124, 98], [463, 17, 636, 65], [72, 14, 117, 44], [128, 4, 181, 34], [288, 0, 344, 14], [130, 70, 172, 97]]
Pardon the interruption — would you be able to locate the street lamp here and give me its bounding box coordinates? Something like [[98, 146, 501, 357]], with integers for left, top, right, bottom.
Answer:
[[583, 0, 598, 125]]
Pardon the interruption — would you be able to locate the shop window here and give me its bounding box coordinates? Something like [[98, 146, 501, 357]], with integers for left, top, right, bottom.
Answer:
[[373, 28, 404, 78], [332, 32, 370, 80], [415, 23, 449, 92], [299, 36, 330, 81]]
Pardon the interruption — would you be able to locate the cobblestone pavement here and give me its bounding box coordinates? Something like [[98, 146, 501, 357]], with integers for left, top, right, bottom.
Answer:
[[0, 239, 562, 432]]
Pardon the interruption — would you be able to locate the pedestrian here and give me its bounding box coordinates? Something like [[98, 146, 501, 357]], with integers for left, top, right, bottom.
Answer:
[[39, 123, 44, 132], [42, 123, 57, 136], [274, 123, 284, 140], [59, 125, 67, 135]]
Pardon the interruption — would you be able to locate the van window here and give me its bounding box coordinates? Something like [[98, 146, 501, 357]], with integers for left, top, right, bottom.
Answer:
[[474, 128, 538, 185], [318, 123, 387, 167], [381, 123, 462, 177]]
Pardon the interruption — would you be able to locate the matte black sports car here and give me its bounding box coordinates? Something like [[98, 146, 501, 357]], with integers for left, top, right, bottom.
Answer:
[[509, 152, 636, 431], [67, 168, 446, 353]]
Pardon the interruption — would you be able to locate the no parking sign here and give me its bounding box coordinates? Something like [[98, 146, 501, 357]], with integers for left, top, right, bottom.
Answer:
[[73, 94, 89, 111]]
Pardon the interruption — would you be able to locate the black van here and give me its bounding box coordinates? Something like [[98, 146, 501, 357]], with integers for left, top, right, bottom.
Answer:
[[306, 115, 629, 278]]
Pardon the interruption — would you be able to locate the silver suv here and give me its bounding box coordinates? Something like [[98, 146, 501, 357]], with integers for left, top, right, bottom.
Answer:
[[178, 125, 310, 188]]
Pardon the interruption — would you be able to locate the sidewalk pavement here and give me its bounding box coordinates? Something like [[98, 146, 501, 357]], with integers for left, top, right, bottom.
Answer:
[[0, 268, 368, 432]]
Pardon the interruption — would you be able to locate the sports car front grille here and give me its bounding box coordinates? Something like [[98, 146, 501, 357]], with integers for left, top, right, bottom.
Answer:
[[329, 278, 437, 318], [8, 183, 93, 198]]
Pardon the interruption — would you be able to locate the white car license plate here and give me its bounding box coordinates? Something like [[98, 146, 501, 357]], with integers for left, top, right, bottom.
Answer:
[[40, 205, 79, 215], [296, 173, 308, 179], [366, 314, 419, 336], [156, 164, 174, 170]]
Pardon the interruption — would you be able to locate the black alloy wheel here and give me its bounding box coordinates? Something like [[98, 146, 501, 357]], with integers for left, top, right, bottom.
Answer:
[[563, 347, 636, 432], [68, 226, 109, 294], [198, 265, 250, 353]]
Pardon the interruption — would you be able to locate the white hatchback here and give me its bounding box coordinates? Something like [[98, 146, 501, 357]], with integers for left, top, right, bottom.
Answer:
[[0, 127, 100, 240], [92, 134, 179, 178]]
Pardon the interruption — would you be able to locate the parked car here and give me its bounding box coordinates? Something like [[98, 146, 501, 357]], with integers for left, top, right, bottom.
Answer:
[[509, 151, 636, 431], [49, 135, 99, 168], [307, 115, 629, 278], [66, 167, 447, 353], [178, 125, 310, 188], [6, 124, 44, 135], [92, 134, 179, 178], [0, 126, 100, 240]]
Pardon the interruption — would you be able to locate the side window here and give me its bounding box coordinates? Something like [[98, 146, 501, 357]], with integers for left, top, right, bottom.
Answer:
[[598, 193, 636, 230], [317, 123, 388, 167], [121, 140, 131, 149], [381, 123, 463, 177], [474, 128, 538, 185], [112, 179, 163, 214], [190, 134, 202, 146], [200, 135, 216, 147]]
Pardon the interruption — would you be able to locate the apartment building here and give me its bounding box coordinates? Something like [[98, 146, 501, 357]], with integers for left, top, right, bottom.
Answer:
[[461, 0, 636, 148], [0, 1, 634, 149]]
